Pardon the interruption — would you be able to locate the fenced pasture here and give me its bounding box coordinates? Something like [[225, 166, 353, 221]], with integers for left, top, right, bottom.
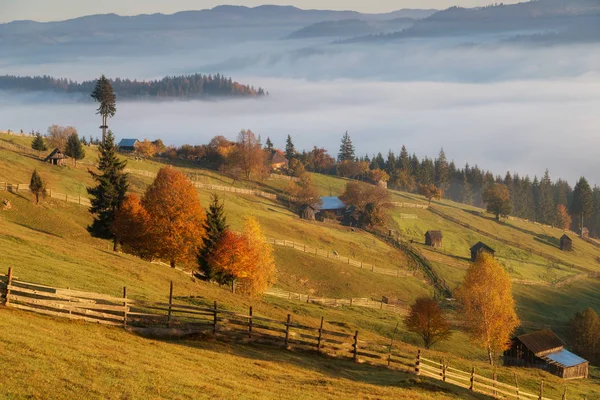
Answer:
[[0, 182, 92, 206]]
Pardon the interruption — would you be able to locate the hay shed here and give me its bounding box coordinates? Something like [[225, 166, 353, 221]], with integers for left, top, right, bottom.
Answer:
[[425, 230, 443, 248], [560, 234, 573, 252]]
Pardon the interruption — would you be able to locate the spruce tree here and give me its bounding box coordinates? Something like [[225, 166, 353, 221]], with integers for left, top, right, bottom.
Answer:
[[91, 75, 117, 144], [31, 131, 47, 152], [198, 194, 228, 281], [87, 130, 128, 250], [29, 169, 46, 205], [571, 177, 593, 236], [460, 171, 472, 205], [285, 135, 296, 160], [538, 169, 556, 226], [265, 137, 274, 153], [337, 131, 355, 162], [436, 148, 450, 194], [65, 133, 86, 166]]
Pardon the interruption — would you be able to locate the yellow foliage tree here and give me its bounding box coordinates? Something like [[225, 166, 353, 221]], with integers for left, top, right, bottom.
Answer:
[[136, 139, 157, 158], [142, 166, 206, 268], [454, 253, 520, 365]]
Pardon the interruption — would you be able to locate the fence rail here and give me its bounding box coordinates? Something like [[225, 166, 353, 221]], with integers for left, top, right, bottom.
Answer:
[[0, 267, 570, 399], [0, 183, 91, 207], [389, 202, 429, 209]]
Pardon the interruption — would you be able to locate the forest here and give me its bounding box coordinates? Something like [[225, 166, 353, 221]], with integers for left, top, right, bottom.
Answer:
[[0, 73, 267, 99]]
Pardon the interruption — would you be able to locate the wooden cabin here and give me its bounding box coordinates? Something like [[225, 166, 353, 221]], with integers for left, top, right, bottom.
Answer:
[[470, 241, 495, 261], [118, 139, 140, 153], [270, 152, 289, 171], [425, 231, 443, 248], [44, 148, 66, 166], [314, 197, 346, 220], [504, 330, 588, 379], [560, 234, 573, 252], [299, 205, 316, 221]]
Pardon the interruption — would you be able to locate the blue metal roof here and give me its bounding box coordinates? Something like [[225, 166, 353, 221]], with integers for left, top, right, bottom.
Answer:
[[317, 196, 346, 211], [118, 139, 139, 147], [545, 349, 587, 367]]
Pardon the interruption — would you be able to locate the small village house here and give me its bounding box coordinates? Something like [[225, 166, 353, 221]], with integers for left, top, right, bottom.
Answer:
[[314, 196, 346, 220], [470, 241, 495, 261], [560, 234, 573, 252], [44, 148, 67, 166], [504, 329, 588, 379], [118, 138, 140, 153], [270, 152, 289, 171], [425, 230, 443, 248], [299, 205, 316, 221]]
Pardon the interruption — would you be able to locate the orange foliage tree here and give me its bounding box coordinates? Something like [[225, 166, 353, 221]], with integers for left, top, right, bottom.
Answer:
[[455, 253, 520, 365], [419, 183, 443, 205], [404, 297, 452, 349], [142, 166, 206, 268], [136, 139, 157, 158], [209, 217, 276, 295], [556, 204, 572, 230], [112, 194, 153, 260]]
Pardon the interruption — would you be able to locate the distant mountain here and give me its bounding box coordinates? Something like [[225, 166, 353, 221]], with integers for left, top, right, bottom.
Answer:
[[287, 18, 417, 39]]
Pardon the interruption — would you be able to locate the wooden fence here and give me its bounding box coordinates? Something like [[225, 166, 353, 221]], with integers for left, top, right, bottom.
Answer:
[[389, 202, 429, 209], [125, 168, 277, 200], [266, 238, 418, 279], [268, 174, 300, 182], [0, 267, 568, 400], [0, 183, 91, 207]]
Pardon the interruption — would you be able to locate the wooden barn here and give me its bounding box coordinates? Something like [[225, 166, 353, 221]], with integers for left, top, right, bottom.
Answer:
[[299, 205, 316, 221], [560, 234, 573, 252], [470, 241, 495, 261], [425, 231, 443, 248], [118, 138, 140, 153], [44, 148, 66, 166], [270, 152, 289, 171], [504, 330, 588, 379]]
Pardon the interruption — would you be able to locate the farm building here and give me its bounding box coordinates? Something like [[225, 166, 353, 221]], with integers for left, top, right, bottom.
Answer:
[[314, 196, 346, 220], [470, 241, 495, 261], [560, 234, 573, 252], [118, 138, 140, 153], [503, 330, 588, 379], [44, 148, 67, 166], [425, 231, 443, 248], [270, 152, 289, 171], [299, 205, 316, 221]]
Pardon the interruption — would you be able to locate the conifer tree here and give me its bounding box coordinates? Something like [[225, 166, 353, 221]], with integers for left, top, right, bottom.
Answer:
[[29, 169, 46, 205], [538, 169, 556, 225], [31, 132, 47, 151], [199, 194, 228, 281], [337, 131, 355, 162], [285, 135, 296, 160], [65, 133, 86, 166], [460, 171, 472, 205], [571, 177, 594, 236], [436, 148, 450, 194], [87, 130, 128, 250], [265, 137, 274, 153], [91, 74, 117, 144]]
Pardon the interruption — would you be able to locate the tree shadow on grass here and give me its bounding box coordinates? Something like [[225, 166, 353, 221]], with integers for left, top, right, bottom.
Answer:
[[534, 235, 560, 249]]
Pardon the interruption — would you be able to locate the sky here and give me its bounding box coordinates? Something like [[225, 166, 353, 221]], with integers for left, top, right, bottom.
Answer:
[[0, 0, 522, 22]]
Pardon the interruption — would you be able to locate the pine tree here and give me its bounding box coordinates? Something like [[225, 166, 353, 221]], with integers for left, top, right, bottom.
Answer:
[[571, 177, 594, 236], [87, 131, 129, 250], [29, 169, 46, 205], [337, 131, 355, 162], [91, 75, 117, 144], [285, 135, 296, 160], [436, 148, 449, 194], [31, 132, 47, 151], [198, 194, 228, 281], [538, 169, 556, 226], [265, 137, 274, 153], [460, 171, 472, 205], [65, 133, 86, 166]]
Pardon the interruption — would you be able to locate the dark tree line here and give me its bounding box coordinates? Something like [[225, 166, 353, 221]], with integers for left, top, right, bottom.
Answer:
[[0, 73, 267, 99]]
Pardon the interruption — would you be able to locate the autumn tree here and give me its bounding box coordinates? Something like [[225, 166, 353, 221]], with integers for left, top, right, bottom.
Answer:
[[286, 173, 321, 212], [556, 204, 572, 230], [136, 139, 157, 158], [87, 130, 129, 250], [571, 177, 593, 236], [46, 125, 74, 151], [341, 181, 390, 227], [142, 166, 206, 268], [112, 194, 153, 259], [65, 133, 85, 166], [366, 169, 390, 185], [31, 131, 47, 151], [337, 160, 369, 179], [419, 183, 443, 205], [455, 253, 520, 365], [483, 183, 512, 221], [305, 146, 335, 173], [570, 308, 600, 363], [404, 297, 452, 349], [198, 194, 228, 281], [91, 74, 117, 143], [288, 158, 305, 177], [229, 129, 266, 181], [29, 169, 46, 205]]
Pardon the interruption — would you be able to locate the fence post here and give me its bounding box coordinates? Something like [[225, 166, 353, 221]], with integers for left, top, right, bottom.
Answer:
[[440, 359, 445, 381], [562, 387, 567, 400], [352, 330, 359, 362], [469, 367, 475, 391], [380, 298, 383, 310], [538, 380, 543, 400], [317, 316, 324, 352], [213, 301, 218, 334], [167, 281, 173, 328], [4, 267, 13, 306], [415, 349, 421, 375], [123, 287, 128, 328], [285, 314, 291, 348], [350, 298, 353, 306], [248, 306, 253, 338], [514, 373, 520, 400], [79, 195, 81, 205], [492, 370, 497, 397]]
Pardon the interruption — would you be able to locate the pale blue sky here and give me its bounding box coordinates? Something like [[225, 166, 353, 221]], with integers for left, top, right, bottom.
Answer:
[[1, 0, 522, 22]]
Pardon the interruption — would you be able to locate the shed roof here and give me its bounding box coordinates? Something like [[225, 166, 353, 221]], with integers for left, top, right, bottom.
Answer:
[[316, 197, 346, 211], [543, 348, 588, 368], [516, 329, 564, 356], [470, 241, 495, 253], [271, 152, 288, 165], [426, 230, 443, 240], [44, 148, 66, 161], [118, 139, 139, 148], [561, 234, 572, 242]]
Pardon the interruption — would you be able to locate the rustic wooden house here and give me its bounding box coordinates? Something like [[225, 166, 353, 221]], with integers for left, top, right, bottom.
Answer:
[[314, 197, 346, 220], [504, 330, 588, 379], [44, 148, 66, 166], [470, 241, 495, 261], [425, 230, 443, 248], [270, 152, 289, 171], [118, 138, 140, 153], [299, 205, 316, 221], [560, 234, 573, 252]]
